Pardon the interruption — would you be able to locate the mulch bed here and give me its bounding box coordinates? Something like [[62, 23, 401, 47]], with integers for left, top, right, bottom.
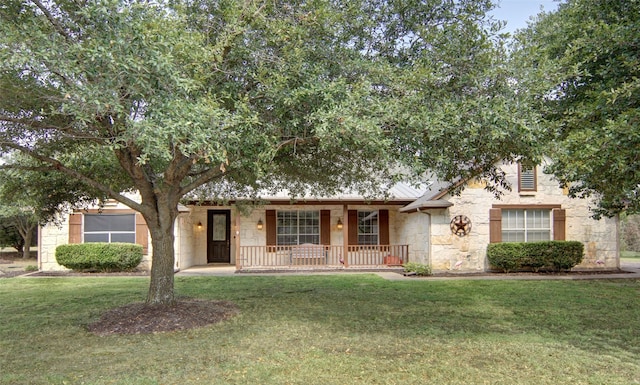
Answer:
[[87, 299, 240, 336], [28, 270, 149, 277], [0, 270, 31, 278], [429, 269, 633, 277]]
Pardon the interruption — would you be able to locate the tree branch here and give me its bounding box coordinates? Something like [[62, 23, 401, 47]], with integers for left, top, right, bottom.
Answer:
[[0, 164, 57, 173], [30, 0, 73, 42], [178, 166, 231, 198], [3, 142, 143, 212]]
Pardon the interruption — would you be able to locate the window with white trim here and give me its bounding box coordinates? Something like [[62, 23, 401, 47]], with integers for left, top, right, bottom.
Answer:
[[84, 214, 136, 243], [501, 209, 551, 242], [276, 211, 320, 245], [358, 210, 379, 245]]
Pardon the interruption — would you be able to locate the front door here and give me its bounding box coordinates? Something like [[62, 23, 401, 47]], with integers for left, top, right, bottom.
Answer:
[[207, 210, 231, 263]]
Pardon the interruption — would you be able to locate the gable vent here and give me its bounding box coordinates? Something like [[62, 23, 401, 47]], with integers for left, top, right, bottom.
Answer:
[[520, 167, 536, 191]]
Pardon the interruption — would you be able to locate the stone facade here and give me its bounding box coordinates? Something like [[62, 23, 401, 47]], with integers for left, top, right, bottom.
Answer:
[[38, 162, 619, 272], [423, 162, 619, 272]]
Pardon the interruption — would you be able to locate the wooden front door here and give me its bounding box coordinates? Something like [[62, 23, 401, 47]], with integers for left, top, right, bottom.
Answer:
[[207, 210, 231, 263]]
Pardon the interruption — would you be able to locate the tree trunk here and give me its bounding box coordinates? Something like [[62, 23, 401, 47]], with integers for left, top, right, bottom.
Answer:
[[146, 221, 177, 306], [22, 226, 33, 259]]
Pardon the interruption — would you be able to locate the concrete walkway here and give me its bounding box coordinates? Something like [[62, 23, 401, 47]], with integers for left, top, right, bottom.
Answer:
[[176, 260, 640, 281]]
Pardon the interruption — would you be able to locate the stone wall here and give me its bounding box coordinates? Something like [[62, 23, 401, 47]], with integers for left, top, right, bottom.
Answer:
[[427, 162, 619, 272], [39, 199, 154, 271]]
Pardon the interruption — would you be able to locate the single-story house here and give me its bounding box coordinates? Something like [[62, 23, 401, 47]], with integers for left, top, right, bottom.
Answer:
[[38, 161, 620, 272]]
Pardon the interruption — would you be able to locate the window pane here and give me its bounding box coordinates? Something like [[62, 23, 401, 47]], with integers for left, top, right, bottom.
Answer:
[[212, 214, 227, 241], [526, 209, 550, 229], [276, 211, 319, 245], [85, 214, 135, 232], [502, 210, 524, 230], [526, 230, 550, 242], [111, 233, 136, 243], [358, 211, 379, 245], [84, 233, 109, 243], [502, 231, 524, 243], [84, 214, 136, 244], [501, 209, 551, 243]]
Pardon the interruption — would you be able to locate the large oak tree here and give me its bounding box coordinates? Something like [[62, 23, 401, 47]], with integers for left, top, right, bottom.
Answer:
[[1, 0, 538, 306], [512, 0, 640, 218]]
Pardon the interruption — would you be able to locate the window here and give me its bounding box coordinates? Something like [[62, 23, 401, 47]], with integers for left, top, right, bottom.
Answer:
[[84, 214, 136, 243], [519, 164, 537, 192], [357, 211, 379, 245], [276, 211, 320, 245], [501, 209, 550, 242]]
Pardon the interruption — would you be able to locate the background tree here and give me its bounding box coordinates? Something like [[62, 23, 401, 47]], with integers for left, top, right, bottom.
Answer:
[[0, 153, 112, 259], [512, 0, 640, 218], [621, 214, 640, 253], [0, 217, 26, 255], [0, 0, 537, 306]]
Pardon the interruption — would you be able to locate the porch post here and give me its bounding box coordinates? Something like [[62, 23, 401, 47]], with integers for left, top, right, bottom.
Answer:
[[342, 204, 349, 267], [234, 207, 241, 270]]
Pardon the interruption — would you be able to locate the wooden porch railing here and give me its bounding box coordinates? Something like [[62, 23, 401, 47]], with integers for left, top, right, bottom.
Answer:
[[239, 245, 408, 269]]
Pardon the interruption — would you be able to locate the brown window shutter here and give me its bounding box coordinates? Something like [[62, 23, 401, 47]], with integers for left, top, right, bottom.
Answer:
[[379, 209, 389, 245], [348, 210, 358, 245], [266, 210, 276, 246], [489, 208, 502, 243], [68, 213, 82, 244], [553, 209, 566, 241], [135, 213, 149, 255], [320, 210, 331, 245]]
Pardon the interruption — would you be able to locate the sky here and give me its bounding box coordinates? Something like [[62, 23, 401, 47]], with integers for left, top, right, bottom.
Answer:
[[490, 0, 561, 33]]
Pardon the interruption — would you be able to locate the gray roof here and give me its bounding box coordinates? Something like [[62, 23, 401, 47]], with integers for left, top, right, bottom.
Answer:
[[258, 182, 430, 202], [399, 181, 454, 212]]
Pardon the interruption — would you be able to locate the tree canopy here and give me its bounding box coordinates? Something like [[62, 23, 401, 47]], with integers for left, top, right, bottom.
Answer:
[[0, 0, 537, 305], [512, 0, 640, 218]]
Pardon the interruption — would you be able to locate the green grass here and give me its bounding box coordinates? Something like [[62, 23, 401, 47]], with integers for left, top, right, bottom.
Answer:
[[1, 275, 639, 385], [621, 250, 640, 259]]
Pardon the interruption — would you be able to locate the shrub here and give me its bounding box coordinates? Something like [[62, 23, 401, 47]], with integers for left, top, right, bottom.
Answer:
[[524, 242, 552, 272], [56, 243, 143, 272], [487, 241, 584, 273], [486, 243, 525, 272], [546, 241, 584, 271], [402, 262, 432, 276], [24, 265, 38, 272]]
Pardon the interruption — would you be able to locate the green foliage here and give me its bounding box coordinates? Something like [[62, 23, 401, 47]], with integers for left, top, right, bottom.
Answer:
[[24, 265, 38, 272], [513, 0, 640, 218], [0, 218, 24, 251], [486, 243, 525, 272], [402, 262, 432, 276], [55, 243, 143, 272], [0, 0, 537, 304], [487, 241, 584, 272], [621, 214, 640, 252]]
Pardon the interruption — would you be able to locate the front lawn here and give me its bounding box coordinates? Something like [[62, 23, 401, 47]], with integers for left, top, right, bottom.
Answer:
[[621, 250, 640, 260], [1, 275, 639, 385]]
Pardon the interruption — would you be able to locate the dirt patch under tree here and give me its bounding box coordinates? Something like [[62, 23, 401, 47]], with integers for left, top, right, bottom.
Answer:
[[87, 299, 240, 336]]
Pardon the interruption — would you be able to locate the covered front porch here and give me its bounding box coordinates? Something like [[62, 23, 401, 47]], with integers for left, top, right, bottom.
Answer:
[[176, 196, 431, 271]]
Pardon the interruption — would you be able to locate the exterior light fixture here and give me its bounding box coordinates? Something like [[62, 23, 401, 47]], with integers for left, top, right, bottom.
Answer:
[[257, 219, 264, 230], [336, 218, 343, 230], [197, 221, 203, 229]]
